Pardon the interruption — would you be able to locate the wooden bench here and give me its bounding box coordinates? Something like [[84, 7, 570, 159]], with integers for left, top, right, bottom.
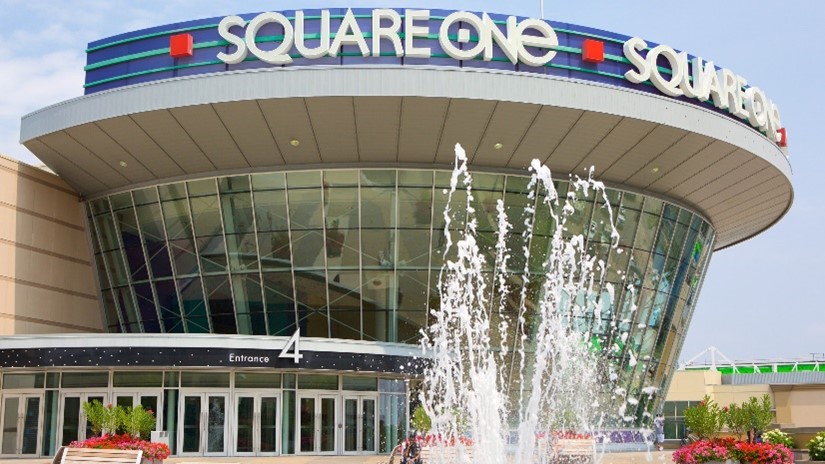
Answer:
[[537, 438, 596, 463], [556, 438, 596, 459], [61, 447, 142, 464], [420, 445, 474, 463]]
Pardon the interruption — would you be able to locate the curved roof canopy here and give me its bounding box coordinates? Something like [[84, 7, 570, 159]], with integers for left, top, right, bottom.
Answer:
[[21, 66, 791, 251], [22, 8, 793, 250]]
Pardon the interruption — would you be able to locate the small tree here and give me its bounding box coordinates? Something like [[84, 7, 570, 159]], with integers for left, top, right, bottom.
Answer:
[[411, 405, 432, 433], [684, 396, 724, 440], [743, 394, 773, 438], [724, 403, 750, 440]]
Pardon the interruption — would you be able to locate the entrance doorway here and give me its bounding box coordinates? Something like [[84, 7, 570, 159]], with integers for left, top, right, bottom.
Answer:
[[0, 394, 43, 457], [233, 391, 280, 456], [297, 393, 337, 455], [178, 393, 229, 456], [58, 392, 107, 447], [343, 395, 377, 455]]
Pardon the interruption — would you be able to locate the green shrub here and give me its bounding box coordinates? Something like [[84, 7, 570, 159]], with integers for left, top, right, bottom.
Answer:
[[809, 431, 825, 461], [743, 394, 773, 435], [122, 405, 156, 439], [763, 429, 795, 448], [411, 405, 432, 433], [684, 396, 724, 440], [724, 403, 750, 440], [82, 401, 106, 436], [82, 402, 156, 438], [82, 401, 122, 436]]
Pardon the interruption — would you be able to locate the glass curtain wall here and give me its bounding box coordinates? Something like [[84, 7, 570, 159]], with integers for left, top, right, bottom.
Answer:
[[86, 168, 715, 419]]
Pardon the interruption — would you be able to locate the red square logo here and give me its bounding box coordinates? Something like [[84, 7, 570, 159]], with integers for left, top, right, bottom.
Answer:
[[170, 33, 193, 58], [777, 128, 788, 147], [582, 39, 604, 63]]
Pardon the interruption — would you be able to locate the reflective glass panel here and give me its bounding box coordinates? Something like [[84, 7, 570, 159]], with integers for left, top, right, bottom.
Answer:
[[298, 375, 338, 390], [2, 397, 18, 454], [3, 374, 44, 389], [182, 396, 200, 453], [113, 371, 163, 387], [342, 376, 377, 391], [235, 373, 281, 389], [180, 372, 230, 388], [86, 169, 717, 415], [299, 397, 315, 452], [236, 396, 253, 453], [260, 396, 278, 453], [61, 373, 108, 388], [20, 397, 40, 454]]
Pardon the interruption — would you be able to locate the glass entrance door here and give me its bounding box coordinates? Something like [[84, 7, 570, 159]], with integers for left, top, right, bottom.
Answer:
[[0, 394, 43, 457], [178, 393, 228, 456], [234, 392, 280, 456], [343, 395, 377, 455], [59, 392, 107, 447], [297, 394, 336, 455]]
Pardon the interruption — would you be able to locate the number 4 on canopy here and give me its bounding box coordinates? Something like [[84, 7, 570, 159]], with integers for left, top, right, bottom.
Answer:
[[279, 329, 303, 363]]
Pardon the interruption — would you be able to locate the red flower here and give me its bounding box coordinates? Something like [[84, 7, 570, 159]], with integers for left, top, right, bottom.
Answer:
[[106, 404, 113, 409], [672, 439, 793, 464], [69, 434, 170, 460]]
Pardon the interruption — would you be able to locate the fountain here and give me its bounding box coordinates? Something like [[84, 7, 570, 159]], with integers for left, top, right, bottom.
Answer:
[[418, 144, 643, 463]]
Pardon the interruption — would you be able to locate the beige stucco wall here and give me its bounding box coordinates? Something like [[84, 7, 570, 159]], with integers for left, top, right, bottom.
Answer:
[[664, 370, 721, 400], [666, 370, 771, 405], [666, 369, 825, 431], [708, 384, 773, 408], [773, 386, 825, 428], [0, 154, 102, 334]]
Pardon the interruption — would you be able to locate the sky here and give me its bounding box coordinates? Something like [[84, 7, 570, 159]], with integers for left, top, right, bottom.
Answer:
[[0, 1, 821, 365]]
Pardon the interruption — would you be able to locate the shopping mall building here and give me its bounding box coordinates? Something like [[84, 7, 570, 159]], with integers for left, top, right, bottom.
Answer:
[[0, 7, 791, 458]]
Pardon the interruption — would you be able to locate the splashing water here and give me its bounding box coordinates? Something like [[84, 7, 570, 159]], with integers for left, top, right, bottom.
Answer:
[[419, 143, 632, 463]]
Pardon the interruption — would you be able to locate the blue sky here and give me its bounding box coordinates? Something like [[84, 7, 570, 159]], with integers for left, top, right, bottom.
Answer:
[[0, 1, 820, 364]]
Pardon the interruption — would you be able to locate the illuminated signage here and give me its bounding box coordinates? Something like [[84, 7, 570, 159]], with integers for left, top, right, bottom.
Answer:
[[623, 37, 785, 144], [217, 9, 559, 67], [207, 9, 787, 147]]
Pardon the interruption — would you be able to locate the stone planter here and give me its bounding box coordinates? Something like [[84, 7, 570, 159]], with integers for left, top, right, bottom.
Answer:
[[141, 458, 163, 464]]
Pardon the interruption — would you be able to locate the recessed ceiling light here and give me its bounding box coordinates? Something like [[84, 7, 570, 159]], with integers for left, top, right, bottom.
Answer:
[[118, 161, 128, 168], [493, 142, 503, 150], [290, 139, 300, 147], [650, 167, 660, 173]]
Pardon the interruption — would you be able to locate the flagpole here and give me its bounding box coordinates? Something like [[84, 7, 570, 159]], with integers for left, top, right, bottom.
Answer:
[[540, 0, 544, 18]]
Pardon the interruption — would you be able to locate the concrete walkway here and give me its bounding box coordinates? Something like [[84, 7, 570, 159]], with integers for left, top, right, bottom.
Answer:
[[0, 450, 675, 464]]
